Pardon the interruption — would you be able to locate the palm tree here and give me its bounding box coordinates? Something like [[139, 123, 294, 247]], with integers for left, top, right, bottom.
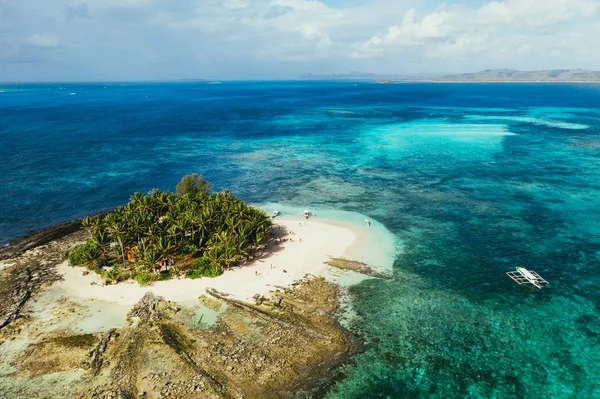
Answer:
[[205, 245, 225, 267], [91, 229, 111, 254], [128, 213, 145, 246], [84, 245, 102, 266], [70, 174, 273, 279], [146, 224, 162, 245], [156, 236, 173, 259], [223, 245, 239, 269], [105, 215, 129, 267], [141, 247, 160, 270], [130, 192, 145, 210]]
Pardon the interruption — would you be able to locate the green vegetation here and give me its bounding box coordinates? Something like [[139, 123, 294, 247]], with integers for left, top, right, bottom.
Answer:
[[175, 173, 211, 196], [134, 271, 157, 286], [69, 174, 271, 285]]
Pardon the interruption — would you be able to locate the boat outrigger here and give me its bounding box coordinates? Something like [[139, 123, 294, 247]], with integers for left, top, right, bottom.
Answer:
[[506, 266, 549, 289]]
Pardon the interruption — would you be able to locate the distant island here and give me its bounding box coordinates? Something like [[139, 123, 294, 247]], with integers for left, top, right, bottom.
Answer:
[[301, 71, 441, 80], [425, 69, 600, 83], [302, 69, 600, 83]]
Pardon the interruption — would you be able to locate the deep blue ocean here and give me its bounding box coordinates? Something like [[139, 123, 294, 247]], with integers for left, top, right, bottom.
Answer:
[[1, 82, 600, 398]]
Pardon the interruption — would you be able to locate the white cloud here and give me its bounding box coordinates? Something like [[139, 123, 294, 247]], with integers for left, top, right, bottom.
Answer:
[[25, 34, 60, 48], [2, 0, 600, 80], [354, 0, 600, 61], [477, 0, 600, 28]]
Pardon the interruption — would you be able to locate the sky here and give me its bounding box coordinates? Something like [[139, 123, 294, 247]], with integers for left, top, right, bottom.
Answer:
[[1, 0, 600, 81]]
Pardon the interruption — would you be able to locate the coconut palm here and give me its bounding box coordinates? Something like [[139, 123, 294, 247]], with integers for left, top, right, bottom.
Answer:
[[128, 213, 145, 246], [155, 236, 174, 260], [69, 173, 271, 281], [104, 216, 129, 266]]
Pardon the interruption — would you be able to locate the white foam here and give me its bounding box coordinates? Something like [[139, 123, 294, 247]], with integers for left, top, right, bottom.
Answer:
[[465, 115, 589, 130]]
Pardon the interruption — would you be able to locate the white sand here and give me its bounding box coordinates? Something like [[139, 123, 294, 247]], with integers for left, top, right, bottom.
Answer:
[[55, 217, 365, 305]]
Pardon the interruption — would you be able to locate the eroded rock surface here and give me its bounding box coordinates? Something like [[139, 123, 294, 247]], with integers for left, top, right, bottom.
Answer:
[[0, 230, 84, 332], [325, 257, 392, 280], [0, 224, 362, 399], [1, 274, 359, 398]]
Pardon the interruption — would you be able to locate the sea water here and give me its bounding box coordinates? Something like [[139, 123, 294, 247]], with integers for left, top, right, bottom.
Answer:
[[1, 82, 599, 398]]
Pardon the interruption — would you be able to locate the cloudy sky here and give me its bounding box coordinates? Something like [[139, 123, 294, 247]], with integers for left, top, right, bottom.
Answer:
[[1, 0, 599, 81]]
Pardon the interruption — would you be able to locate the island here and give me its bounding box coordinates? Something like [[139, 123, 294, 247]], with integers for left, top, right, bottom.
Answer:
[[428, 69, 600, 83], [0, 174, 396, 398], [301, 69, 600, 83], [384, 69, 600, 83], [68, 174, 272, 285]]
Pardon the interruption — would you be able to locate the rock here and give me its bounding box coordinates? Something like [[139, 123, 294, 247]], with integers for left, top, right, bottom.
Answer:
[[0, 216, 88, 261], [0, 261, 64, 331], [128, 293, 164, 321], [90, 328, 117, 374]]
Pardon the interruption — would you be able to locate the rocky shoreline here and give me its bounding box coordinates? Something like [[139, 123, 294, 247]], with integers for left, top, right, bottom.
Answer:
[[0, 220, 368, 398], [0, 214, 101, 261], [0, 226, 86, 332]]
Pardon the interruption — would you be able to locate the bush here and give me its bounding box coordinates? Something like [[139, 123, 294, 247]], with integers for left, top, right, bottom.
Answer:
[[203, 263, 223, 278], [192, 257, 211, 271], [101, 266, 125, 284], [181, 243, 200, 256], [134, 271, 157, 286], [186, 269, 203, 279], [185, 257, 223, 278], [158, 271, 172, 281], [68, 240, 95, 266], [176, 173, 211, 196]]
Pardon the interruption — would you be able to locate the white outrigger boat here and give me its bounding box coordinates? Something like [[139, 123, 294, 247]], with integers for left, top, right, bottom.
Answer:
[[506, 266, 549, 289], [272, 210, 280, 218]]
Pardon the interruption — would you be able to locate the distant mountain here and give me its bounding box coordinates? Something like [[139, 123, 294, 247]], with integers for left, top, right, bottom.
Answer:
[[300, 71, 442, 80], [431, 69, 600, 82], [301, 69, 600, 82]]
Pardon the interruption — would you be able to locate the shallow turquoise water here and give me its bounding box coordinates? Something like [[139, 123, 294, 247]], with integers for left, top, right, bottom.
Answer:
[[1, 82, 599, 397], [178, 300, 225, 329]]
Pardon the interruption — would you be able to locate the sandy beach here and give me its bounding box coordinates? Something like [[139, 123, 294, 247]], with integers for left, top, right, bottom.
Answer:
[[54, 216, 379, 305], [1, 212, 387, 398]]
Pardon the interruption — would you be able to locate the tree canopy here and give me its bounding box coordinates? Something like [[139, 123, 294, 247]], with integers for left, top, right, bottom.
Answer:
[[176, 173, 211, 196], [69, 176, 271, 285]]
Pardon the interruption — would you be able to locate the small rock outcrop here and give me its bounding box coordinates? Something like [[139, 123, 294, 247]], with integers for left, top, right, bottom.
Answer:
[[127, 292, 164, 321]]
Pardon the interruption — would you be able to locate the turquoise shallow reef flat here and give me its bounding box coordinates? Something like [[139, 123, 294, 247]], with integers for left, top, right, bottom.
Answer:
[[1, 82, 600, 398]]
